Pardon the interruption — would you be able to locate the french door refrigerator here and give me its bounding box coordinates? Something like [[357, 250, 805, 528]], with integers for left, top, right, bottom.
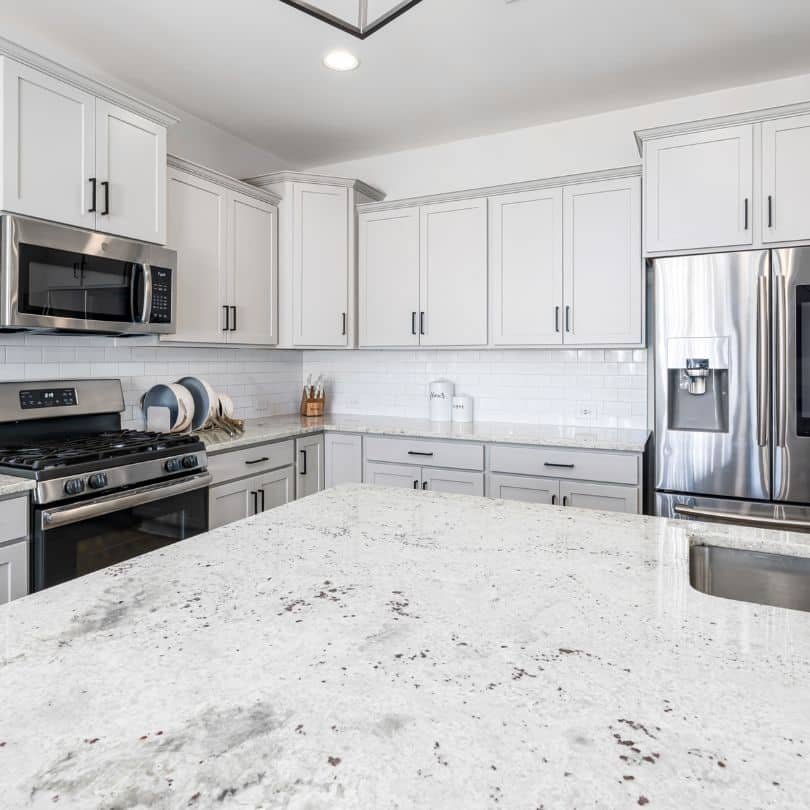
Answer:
[[654, 246, 810, 530]]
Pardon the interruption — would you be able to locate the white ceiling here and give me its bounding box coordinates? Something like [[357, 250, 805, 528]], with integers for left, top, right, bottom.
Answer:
[[4, 0, 810, 167]]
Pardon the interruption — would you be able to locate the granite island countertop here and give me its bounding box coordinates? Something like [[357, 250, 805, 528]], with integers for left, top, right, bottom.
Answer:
[[1, 485, 809, 808], [199, 413, 651, 454]]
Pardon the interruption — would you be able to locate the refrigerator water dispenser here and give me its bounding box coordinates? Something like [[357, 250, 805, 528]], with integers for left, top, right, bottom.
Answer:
[[666, 339, 729, 433]]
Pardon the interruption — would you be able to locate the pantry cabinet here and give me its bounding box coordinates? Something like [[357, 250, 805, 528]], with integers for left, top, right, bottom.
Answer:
[[0, 56, 169, 243], [162, 159, 278, 347]]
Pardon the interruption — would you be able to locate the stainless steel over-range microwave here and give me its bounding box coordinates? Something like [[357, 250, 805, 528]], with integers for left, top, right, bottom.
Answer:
[[0, 215, 177, 335]]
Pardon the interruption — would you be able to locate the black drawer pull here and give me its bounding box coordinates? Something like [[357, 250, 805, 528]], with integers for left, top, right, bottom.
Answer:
[[422, 481, 428, 490], [88, 177, 97, 213], [251, 491, 258, 515], [562, 495, 568, 506], [544, 462, 575, 469], [413, 480, 419, 489], [245, 457, 270, 465], [300, 449, 308, 475], [408, 451, 434, 457], [101, 180, 110, 215]]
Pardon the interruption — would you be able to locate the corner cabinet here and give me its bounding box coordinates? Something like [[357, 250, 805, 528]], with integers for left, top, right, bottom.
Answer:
[[162, 158, 279, 347], [0, 56, 169, 243], [296, 434, 325, 499], [246, 172, 385, 348]]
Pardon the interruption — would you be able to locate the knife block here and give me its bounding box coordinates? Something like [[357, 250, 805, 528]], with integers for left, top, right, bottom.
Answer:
[[300, 391, 326, 417]]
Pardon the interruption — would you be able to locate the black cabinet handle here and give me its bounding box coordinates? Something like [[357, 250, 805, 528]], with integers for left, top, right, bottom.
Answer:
[[413, 479, 419, 489], [422, 481, 428, 490], [341, 312, 347, 336], [768, 195, 773, 228], [565, 306, 571, 333], [744, 197, 749, 230], [555, 306, 560, 333], [551, 494, 557, 505], [544, 462, 575, 469], [250, 491, 258, 515], [231, 306, 237, 332], [419, 311, 425, 335], [411, 311, 417, 335], [88, 177, 97, 213], [408, 451, 434, 457], [300, 449, 307, 476], [562, 495, 568, 506], [245, 456, 269, 465], [100, 181, 110, 216], [259, 489, 266, 512], [223, 305, 230, 331]]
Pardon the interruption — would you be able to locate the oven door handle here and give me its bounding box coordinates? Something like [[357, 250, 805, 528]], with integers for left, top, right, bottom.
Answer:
[[40, 472, 212, 531]]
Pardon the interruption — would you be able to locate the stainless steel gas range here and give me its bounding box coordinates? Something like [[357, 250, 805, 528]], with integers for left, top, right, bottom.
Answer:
[[0, 379, 210, 591]]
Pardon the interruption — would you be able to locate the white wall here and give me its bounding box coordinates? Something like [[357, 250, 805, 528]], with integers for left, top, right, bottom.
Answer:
[[304, 349, 647, 430], [308, 72, 810, 199], [0, 334, 302, 430]]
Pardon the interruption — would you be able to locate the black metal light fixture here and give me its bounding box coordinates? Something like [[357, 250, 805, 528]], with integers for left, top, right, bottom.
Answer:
[[278, 0, 424, 39]]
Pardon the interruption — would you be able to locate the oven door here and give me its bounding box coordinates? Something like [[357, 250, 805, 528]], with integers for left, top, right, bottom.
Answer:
[[1, 214, 176, 334], [32, 472, 211, 591]]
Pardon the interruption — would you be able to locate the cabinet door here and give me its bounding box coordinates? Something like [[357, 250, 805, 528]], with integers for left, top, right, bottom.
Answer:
[[559, 481, 639, 514], [563, 177, 642, 345], [325, 433, 363, 488], [364, 461, 421, 489], [293, 183, 349, 346], [359, 207, 420, 346], [209, 478, 254, 529], [95, 100, 167, 243], [422, 468, 484, 497], [487, 473, 559, 504], [228, 192, 278, 346], [0, 539, 28, 604], [489, 188, 563, 345], [420, 198, 488, 346], [1, 59, 95, 229], [257, 466, 294, 511], [762, 114, 810, 244], [163, 168, 228, 344], [645, 125, 753, 252], [296, 434, 325, 499]]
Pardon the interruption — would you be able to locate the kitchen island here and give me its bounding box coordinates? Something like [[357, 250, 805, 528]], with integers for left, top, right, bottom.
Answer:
[[1, 485, 808, 808]]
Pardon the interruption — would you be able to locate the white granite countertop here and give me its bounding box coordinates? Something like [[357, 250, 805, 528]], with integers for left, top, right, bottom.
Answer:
[[0, 473, 36, 497], [200, 413, 650, 453], [1, 485, 808, 808]]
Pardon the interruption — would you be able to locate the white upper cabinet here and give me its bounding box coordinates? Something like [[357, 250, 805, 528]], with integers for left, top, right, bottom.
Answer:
[[293, 183, 350, 346], [420, 198, 488, 346], [644, 125, 754, 252], [359, 206, 420, 347], [563, 177, 642, 345], [1, 59, 96, 229], [95, 100, 166, 244], [489, 187, 563, 345], [228, 192, 278, 345], [762, 113, 810, 244], [0, 57, 169, 243], [165, 168, 228, 344]]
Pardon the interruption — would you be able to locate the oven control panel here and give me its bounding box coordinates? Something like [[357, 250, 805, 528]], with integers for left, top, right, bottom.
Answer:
[[20, 387, 78, 410], [150, 267, 173, 324]]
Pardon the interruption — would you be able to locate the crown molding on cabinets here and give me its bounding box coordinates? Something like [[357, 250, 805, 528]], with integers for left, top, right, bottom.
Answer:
[[633, 100, 810, 155], [168, 155, 282, 205], [245, 170, 386, 202], [355, 164, 641, 213], [0, 36, 179, 128]]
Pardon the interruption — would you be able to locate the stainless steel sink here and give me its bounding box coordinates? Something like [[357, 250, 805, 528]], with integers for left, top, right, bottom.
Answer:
[[690, 545, 810, 613]]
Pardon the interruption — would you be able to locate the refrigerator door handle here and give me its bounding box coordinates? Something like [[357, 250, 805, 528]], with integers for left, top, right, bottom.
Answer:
[[775, 273, 788, 448], [756, 274, 770, 448], [674, 504, 810, 531]]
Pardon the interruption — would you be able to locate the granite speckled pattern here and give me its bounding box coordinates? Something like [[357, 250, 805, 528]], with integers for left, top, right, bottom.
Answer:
[[1, 485, 809, 808], [0, 474, 35, 497], [200, 413, 650, 454]]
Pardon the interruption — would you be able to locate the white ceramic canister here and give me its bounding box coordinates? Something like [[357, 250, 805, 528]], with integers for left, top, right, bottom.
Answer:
[[429, 379, 454, 422], [451, 394, 473, 423]]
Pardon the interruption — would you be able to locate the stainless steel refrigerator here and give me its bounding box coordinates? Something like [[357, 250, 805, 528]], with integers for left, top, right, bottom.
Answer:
[[654, 246, 810, 530]]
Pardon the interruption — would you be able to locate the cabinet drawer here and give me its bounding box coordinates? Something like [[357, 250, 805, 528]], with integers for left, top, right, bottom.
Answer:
[[207, 440, 295, 485], [489, 444, 639, 485], [0, 496, 28, 543], [364, 435, 484, 471]]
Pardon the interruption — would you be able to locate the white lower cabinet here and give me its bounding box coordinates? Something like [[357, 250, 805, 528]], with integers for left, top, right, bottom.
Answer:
[[365, 461, 421, 489], [324, 433, 363, 488], [296, 434, 325, 499], [559, 480, 638, 513], [487, 473, 558, 504], [209, 466, 294, 529], [364, 460, 484, 495], [0, 538, 28, 604]]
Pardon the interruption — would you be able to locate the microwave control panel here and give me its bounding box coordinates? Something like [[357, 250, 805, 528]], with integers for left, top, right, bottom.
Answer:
[[150, 267, 173, 324]]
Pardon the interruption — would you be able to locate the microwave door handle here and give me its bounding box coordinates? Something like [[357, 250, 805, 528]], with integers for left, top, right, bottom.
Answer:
[[140, 264, 153, 324]]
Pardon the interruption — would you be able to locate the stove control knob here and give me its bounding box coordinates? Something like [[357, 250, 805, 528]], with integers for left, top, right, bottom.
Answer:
[[181, 455, 199, 469], [165, 458, 182, 473], [88, 473, 108, 490], [64, 478, 85, 496]]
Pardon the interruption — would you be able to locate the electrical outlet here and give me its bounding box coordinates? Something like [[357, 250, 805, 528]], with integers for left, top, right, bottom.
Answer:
[[578, 407, 594, 418]]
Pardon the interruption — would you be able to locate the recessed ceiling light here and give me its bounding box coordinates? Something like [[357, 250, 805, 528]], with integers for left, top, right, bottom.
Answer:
[[323, 50, 360, 72]]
